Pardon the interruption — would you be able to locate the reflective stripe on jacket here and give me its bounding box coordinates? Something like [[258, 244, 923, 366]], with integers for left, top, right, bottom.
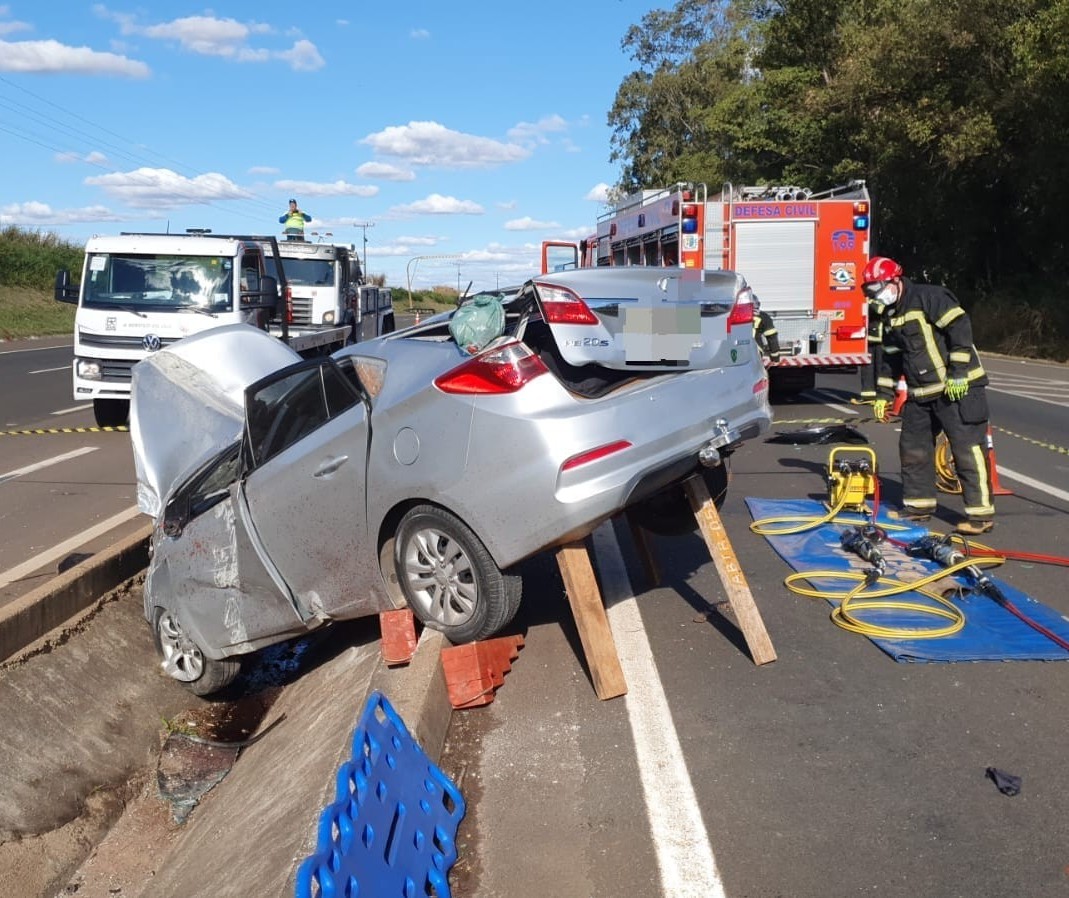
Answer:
[[754, 311, 781, 361], [876, 279, 987, 401]]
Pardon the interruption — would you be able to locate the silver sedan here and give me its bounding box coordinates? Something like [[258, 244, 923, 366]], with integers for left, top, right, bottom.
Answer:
[[131, 266, 772, 694]]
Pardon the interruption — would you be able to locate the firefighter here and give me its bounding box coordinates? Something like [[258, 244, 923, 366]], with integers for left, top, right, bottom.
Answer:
[[279, 198, 312, 238], [752, 294, 782, 365], [851, 299, 883, 404], [865, 256, 994, 535]]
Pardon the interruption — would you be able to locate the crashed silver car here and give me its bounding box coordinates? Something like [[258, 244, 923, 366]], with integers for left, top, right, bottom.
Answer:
[[131, 266, 772, 694]]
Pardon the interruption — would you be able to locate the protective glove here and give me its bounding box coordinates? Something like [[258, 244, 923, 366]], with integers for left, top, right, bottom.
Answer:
[[873, 399, 888, 422], [944, 378, 970, 401]]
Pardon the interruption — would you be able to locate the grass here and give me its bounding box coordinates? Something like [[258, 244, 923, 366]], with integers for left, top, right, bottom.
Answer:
[[0, 284, 75, 340]]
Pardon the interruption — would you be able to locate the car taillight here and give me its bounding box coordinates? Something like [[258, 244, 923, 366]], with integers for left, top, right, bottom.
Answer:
[[727, 286, 754, 329], [535, 282, 598, 325], [434, 341, 549, 395], [561, 440, 632, 472]]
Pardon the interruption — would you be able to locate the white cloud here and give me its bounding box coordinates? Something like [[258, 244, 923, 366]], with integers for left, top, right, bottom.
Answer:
[[505, 216, 561, 232], [585, 182, 611, 202], [98, 10, 325, 71], [394, 235, 443, 246], [356, 161, 416, 182], [0, 201, 123, 226], [362, 122, 529, 169], [496, 200, 517, 210], [54, 150, 109, 165], [273, 179, 379, 198], [507, 114, 568, 147], [0, 16, 29, 37], [0, 38, 149, 76], [391, 194, 484, 215], [85, 167, 249, 208], [558, 225, 595, 240], [410, 28, 430, 39], [248, 165, 280, 175]]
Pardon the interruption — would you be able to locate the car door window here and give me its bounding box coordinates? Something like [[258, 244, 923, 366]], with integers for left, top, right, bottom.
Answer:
[[245, 360, 363, 469]]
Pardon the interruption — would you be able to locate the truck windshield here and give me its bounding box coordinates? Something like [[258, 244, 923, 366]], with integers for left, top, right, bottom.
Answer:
[[83, 254, 234, 312], [265, 257, 335, 287]]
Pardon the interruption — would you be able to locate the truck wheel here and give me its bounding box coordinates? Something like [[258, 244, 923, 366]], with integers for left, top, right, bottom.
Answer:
[[93, 398, 129, 428], [629, 463, 729, 537], [153, 608, 241, 696], [395, 505, 521, 643]]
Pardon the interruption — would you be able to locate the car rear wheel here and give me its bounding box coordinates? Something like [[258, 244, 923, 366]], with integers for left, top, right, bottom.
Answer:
[[628, 463, 729, 537], [395, 505, 521, 643], [153, 608, 241, 696]]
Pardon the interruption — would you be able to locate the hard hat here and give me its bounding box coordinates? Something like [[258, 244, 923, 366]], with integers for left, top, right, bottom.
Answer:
[[861, 256, 902, 285]]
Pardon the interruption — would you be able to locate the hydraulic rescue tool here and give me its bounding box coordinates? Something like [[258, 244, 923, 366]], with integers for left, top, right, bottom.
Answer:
[[909, 536, 1069, 652], [826, 446, 877, 514]]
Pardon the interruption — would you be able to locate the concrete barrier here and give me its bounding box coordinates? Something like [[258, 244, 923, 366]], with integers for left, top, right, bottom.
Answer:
[[0, 523, 152, 662]]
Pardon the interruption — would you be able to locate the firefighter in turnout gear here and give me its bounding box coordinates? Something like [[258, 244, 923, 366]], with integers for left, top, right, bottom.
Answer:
[[752, 294, 782, 365], [864, 256, 994, 535]]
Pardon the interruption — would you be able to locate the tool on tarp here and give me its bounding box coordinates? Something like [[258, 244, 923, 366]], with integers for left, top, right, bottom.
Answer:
[[826, 446, 878, 514], [909, 535, 1069, 652]]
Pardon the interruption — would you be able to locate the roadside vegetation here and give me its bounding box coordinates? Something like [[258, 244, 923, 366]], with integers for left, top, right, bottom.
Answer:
[[0, 227, 80, 339], [610, 0, 1069, 362]]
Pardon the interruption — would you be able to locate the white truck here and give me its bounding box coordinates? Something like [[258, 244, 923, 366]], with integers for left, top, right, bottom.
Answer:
[[262, 238, 395, 345], [55, 232, 351, 427]]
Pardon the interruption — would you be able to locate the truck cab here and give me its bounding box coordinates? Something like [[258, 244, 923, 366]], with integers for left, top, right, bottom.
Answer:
[[56, 232, 347, 428]]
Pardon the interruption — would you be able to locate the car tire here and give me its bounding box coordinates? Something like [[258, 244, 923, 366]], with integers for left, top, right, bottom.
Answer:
[[152, 607, 241, 697], [93, 398, 129, 428], [395, 505, 521, 643], [628, 463, 729, 537]]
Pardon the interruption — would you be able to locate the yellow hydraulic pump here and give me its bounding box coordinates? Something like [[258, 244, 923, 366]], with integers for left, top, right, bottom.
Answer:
[[826, 446, 878, 513]]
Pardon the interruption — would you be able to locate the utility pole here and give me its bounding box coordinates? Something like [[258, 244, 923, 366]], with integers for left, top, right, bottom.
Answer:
[[353, 221, 374, 277]]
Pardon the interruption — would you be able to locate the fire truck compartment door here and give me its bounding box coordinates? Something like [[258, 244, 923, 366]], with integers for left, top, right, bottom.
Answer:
[[733, 220, 815, 313]]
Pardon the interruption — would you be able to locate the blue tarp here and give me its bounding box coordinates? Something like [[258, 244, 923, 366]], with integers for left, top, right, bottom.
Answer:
[[746, 497, 1069, 662]]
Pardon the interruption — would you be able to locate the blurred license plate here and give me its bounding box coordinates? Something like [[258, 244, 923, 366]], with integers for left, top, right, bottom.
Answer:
[[622, 306, 700, 362]]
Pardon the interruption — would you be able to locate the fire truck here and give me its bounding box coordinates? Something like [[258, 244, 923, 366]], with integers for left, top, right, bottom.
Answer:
[[546, 181, 873, 394]]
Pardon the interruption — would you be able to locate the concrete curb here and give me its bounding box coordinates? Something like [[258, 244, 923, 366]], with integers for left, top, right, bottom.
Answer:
[[0, 523, 152, 663]]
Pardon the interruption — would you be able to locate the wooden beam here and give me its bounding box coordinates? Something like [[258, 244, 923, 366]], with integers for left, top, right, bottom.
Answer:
[[555, 541, 627, 700], [683, 475, 777, 665]]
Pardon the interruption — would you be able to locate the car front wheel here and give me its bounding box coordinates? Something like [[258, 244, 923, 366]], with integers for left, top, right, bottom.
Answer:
[[153, 608, 241, 696], [395, 505, 521, 643]]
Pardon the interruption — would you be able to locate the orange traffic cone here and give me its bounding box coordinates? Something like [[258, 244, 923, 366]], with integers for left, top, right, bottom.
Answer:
[[414, 309, 422, 325], [986, 426, 1013, 496], [891, 376, 908, 416]]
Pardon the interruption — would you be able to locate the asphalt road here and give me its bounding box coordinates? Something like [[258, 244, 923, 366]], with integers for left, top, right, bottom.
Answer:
[[3, 334, 1068, 896]]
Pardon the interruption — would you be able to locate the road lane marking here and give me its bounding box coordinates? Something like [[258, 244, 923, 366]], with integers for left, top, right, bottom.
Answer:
[[29, 366, 70, 374], [0, 504, 143, 590], [52, 404, 92, 416], [998, 467, 1069, 504], [0, 446, 97, 485], [593, 522, 726, 898], [986, 385, 1069, 409], [0, 343, 73, 355]]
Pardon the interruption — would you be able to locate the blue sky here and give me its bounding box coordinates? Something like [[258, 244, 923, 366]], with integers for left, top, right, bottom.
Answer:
[[0, 2, 664, 293]]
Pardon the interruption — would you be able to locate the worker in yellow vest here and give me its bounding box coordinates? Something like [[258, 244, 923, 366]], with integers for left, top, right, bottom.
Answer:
[[279, 199, 312, 238]]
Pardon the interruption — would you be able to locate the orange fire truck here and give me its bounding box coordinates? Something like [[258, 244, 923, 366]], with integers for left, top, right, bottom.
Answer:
[[544, 181, 873, 393]]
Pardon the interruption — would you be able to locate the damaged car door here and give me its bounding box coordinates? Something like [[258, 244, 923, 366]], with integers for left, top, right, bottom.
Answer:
[[238, 357, 374, 623]]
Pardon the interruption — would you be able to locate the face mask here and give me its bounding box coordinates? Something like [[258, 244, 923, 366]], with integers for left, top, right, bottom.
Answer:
[[874, 283, 898, 308]]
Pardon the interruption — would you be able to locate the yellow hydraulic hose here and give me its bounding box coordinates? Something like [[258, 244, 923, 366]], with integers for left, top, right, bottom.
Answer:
[[935, 432, 962, 494], [784, 552, 1006, 640]]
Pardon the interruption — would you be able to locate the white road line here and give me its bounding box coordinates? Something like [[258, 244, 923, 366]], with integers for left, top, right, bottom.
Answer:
[[592, 522, 726, 898], [29, 366, 69, 374], [998, 466, 1069, 504], [0, 446, 97, 485], [986, 385, 1069, 409], [0, 505, 143, 590], [51, 404, 92, 417], [0, 343, 72, 355]]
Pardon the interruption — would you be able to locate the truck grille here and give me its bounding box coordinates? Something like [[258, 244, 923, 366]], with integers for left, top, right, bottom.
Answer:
[[77, 330, 182, 350], [288, 295, 313, 326]]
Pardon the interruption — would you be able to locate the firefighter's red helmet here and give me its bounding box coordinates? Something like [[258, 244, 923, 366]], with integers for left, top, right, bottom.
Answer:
[[861, 256, 903, 285]]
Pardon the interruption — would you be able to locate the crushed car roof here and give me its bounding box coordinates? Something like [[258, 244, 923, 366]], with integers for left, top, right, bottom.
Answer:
[[130, 323, 301, 517]]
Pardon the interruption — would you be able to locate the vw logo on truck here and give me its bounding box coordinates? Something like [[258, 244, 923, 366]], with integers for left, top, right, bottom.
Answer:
[[142, 334, 163, 352]]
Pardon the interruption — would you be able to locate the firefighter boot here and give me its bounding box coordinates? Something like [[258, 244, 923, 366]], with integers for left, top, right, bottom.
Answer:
[[956, 518, 994, 536]]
